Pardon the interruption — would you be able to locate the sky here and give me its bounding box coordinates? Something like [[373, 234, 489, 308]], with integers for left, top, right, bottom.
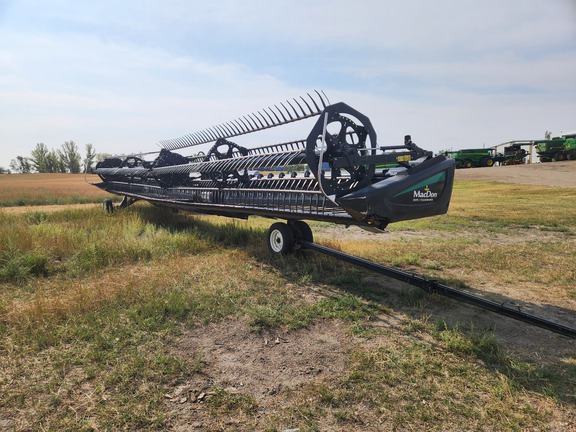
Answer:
[[1, 0, 575, 170]]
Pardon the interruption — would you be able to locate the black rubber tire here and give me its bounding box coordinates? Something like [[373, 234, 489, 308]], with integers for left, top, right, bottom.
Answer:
[[291, 220, 314, 243], [267, 222, 295, 255], [464, 159, 473, 168], [553, 152, 565, 162], [484, 158, 495, 167]]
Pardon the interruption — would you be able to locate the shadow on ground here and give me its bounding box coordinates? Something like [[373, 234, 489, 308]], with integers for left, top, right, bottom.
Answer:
[[138, 207, 576, 407]]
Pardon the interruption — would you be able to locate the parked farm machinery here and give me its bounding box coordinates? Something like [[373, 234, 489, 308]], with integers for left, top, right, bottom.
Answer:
[[534, 136, 576, 162], [496, 144, 529, 165], [91, 92, 576, 339], [94, 92, 455, 254], [445, 148, 495, 168], [446, 146, 528, 168]]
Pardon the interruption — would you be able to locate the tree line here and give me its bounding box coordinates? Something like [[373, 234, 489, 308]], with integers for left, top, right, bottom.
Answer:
[[2, 142, 101, 174]]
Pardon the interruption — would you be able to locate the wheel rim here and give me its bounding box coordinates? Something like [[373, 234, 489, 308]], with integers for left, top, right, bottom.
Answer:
[[269, 229, 284, 253]]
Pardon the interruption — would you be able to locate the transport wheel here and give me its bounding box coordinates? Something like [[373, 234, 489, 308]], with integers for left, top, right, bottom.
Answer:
[[290, 220, 314, 243], [553, 152, 565, 161], [484, 158, 495, 167], [267, 222, 295, 255], [464, 159, 473, 168]]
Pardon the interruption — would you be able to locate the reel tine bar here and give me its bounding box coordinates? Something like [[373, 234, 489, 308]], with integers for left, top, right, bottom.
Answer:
[[159, 91, 330, 151]]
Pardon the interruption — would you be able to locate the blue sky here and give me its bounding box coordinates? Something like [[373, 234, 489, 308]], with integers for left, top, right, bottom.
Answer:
[[1, 0, 575, 170]]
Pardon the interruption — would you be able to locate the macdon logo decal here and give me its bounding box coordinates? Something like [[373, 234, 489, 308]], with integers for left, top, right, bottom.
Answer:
[[413, 185, 438, 201]]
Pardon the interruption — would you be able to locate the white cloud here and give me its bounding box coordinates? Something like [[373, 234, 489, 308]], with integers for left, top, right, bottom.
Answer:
[[0, 0, 575, 169]]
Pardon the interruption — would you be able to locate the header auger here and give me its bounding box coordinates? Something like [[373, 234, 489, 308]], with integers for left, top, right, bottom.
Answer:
[[94, 92, 455, 255]]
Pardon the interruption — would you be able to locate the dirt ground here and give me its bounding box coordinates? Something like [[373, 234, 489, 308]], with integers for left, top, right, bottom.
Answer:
[[455, 160, 576, 187]]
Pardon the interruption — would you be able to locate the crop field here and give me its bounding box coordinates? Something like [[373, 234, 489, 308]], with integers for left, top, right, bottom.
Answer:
[[0, 173, 111, 206], [0, 169, 575, 431]]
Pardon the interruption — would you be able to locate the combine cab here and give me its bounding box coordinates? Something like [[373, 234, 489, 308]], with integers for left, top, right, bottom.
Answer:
[[94, 93, 455, 254]]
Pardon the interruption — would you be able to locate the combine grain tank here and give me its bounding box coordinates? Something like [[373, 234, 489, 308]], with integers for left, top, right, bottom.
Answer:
[[94, 92, 455, 254]]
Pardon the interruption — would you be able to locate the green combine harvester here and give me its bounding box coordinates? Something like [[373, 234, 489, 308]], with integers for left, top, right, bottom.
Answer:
[[446, 145, 527, 169], [446, 148, 495, 168], [534, 137, 576, 162]]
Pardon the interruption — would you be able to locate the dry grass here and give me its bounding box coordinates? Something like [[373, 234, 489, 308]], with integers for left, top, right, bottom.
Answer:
[[341, 181, 576, 304], [447, 181, 576, 227], [0, 180, 575, 431]]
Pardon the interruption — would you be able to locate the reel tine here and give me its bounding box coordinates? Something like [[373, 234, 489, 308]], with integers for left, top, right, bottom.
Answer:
[[202, 128, 216, 141], [197, 130, 212, 143], [257, 111, 272, 127], [280, 102, 295, 120], [240, 115, 255, 130], [238, 117, 253, 132], [214, 124, 229, 137], [227, 121, 242, 135], [185, 134, 197, 146], [200, 129, 214, 141], [190, 133, 204, 145], [249, 112, 265, 128], [232, 119, 249, 133], [224, 121, 240, 135], [299, 96, 313, 115], [288, 99, 303, 117], [292, 98, 306, 116], [274, 104, 289, 122], [173, 138, 184, 149], [190, 133, 202, 145], [187, 134, 198, 145], [262, 107, 278, 125], [203, 130, 217, 142], [266, 106, 282, 124], [221, 123, 236, 136], [308, 92, 321, 112], [170, 138, 181, 150], [207, 127, 222, 140], [319, 90, 330, 107], [285, 100, 299, 118]]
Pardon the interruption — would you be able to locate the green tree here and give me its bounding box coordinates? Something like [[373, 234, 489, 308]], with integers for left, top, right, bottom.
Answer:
[[9, 156, 31, 174], [46, 150, 61, 173], [30, 143, 51, 172], [0, 167, 10, 174], [55, 150, 67, 173], [83, 143, 97, 173], [59, 141, 82, 173]]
